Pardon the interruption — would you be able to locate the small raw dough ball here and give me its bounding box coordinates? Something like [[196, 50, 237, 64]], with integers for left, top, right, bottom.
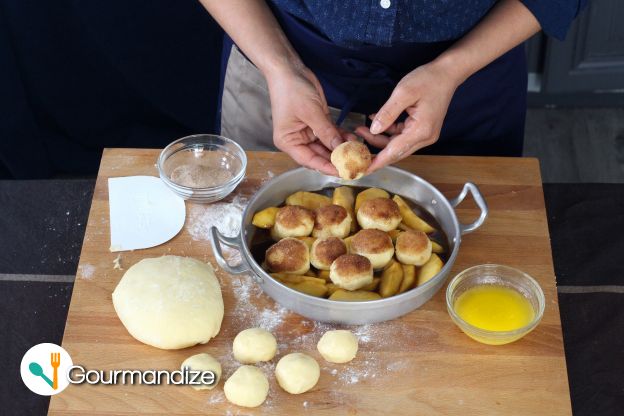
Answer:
[[329, 254, 373, 291], [310, 237, 348, 270], [112, 256, 223, 350], [233, 328, 278, 364], [357, 197, 402, 232], [224, 365, 269, 408], [272, 205, 315, 240], [180, 353, 222, 390], [317, 330, 359, 363], [313, 205, 351, 238], [275, 353, 320, 394], [395, 230, 432, 266], [350, 229, 394, 269], [331, 141, 372, 180], [265, 237, 310, 274]]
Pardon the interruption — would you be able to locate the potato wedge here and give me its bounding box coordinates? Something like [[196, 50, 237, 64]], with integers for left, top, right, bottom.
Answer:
[[355, 188, 390, 213], [416, 253, 443, 286], [333, 186, 357, 232], [286, 191, 331, 211], [361, 277, 381, 292], [379, 260, 403, 298], [398, 264, 416, 293], [283, 281, 328, 297], [387, 229, 401, 243], [296, 236, 316, 250], [317, 269, 331, 281], [252, 207, 280, 229], [392, 195, 435, 233], [329, 289, 382, 301], [343, 235, 354, 252], [431, 240, 444, 254], [304, 269, 317, 277]]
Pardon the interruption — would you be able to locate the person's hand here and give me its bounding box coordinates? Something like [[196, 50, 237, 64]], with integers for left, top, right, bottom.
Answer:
[[266, 64, 352, 176], [355, 61, 462, 173]]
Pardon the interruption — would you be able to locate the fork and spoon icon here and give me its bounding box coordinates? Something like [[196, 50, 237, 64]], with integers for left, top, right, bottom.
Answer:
[[29, 353, 61, 389]]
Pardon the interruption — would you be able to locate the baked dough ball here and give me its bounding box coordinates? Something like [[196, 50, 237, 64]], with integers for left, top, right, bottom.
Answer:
[[357, 197, 402, 232], [310, 237, 347, 270], [224, 365, 269, 408], [395, 230, 432, 266], [331, 141, 372, 180], [112, 256, 223, 350], [265, 238, 310, 275], [350, 229, 394, 269], [329, 254, 373, 291], [275, 353, 320, 394], [317, 330, 359, 363], [312, 205, 351, 238], [180, 353, 222, 390], [272, 205, 315, 239], [233, 328, 277, 364]]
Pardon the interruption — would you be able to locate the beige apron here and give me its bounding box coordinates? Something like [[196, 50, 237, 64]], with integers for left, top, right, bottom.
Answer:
[[220, 45, 366, 150]]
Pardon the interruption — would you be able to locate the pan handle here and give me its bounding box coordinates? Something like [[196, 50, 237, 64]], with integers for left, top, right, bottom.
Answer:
[[210, 227, 253, 276], [449, 182, 488, 235]]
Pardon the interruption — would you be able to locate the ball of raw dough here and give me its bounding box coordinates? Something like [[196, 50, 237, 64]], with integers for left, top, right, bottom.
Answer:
[[357, 197, 402, 231], [265, 237, 310, 275], [350, 229, 394, 269], [310, 237, 347, 270], [233, 328, 278, 364], [272, 205, 315, 239], [312, 205, 351, 238], [317, 330, 359, 363], [112, 256, 223, 350], [331, 141, 372, 180], [395, 230, 432, 266], [224, 365, 269, 408], [275, 353, 320, 394], [180, 353, 222, 390]]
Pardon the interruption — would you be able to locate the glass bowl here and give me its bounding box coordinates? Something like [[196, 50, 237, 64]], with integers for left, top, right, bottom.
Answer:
[[158, 134, 247, 203], [446, 264, 545, 345]]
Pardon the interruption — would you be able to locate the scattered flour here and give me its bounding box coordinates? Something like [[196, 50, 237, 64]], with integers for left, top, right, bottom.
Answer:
[[113, 254, 123, 270], [187, 195, 247, 239], [78, 263, 95, 279]]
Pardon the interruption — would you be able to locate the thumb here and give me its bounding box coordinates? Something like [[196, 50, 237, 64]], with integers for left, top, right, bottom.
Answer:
[[302, 107, 343, 150], [370, 87, 412, 135]]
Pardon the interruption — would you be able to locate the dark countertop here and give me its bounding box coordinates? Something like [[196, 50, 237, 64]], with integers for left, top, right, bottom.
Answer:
[[0, 180, 622, 416]]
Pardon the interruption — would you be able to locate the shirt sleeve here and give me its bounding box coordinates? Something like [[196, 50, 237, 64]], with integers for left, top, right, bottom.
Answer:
[[520, 0, 589, 40]]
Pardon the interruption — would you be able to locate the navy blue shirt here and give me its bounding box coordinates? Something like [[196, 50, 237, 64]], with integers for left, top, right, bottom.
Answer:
[[271, 0, 587, 47]]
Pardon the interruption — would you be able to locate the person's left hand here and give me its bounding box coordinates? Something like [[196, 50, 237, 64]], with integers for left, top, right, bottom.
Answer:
[[355, 61, 461, 172]]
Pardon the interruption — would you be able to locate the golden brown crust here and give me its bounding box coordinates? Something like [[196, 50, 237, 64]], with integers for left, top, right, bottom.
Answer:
[[266, 238, 309, 273], [312, 237, 347, 266], [276, 205, 315, 230], [332, 254, 371, 276], [395, 230, 429, 254], [359, 198, 401, 222], [350, 229, 393, 254], [314, 205, 348, 231]]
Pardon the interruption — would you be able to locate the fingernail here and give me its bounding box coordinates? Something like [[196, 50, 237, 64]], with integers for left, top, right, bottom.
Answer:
[[330, 137, 343, 150], [370, 120, 382, 134]]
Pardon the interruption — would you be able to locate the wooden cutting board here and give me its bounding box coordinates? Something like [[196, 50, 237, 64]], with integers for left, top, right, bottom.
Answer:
[[48, 149, 571, 416]]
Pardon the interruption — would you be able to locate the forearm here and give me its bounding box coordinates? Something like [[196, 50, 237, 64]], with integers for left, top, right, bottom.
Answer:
[[433, 0, 541, 84], [198, 0, 301, 79]]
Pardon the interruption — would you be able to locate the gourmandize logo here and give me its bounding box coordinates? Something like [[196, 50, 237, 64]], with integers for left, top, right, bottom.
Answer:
[[20, 343, 73, 396]]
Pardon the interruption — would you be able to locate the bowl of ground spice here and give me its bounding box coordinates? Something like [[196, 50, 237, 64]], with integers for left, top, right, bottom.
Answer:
[[158, 134, 247, 203]]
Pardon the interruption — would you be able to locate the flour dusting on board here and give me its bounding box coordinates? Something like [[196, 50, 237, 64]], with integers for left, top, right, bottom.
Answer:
[[187, 195, 247, 239]]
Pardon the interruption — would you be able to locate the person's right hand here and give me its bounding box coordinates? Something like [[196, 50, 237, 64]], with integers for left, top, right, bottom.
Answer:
[[266, 64, 349, 176]]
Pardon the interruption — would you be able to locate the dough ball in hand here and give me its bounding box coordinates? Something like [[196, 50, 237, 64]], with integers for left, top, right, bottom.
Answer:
[[317, 330, 359, 363], [224, 365, 269, 408], [395, 230, 432, 266], [331, 141, 372, 180], [180, 353, 222, 390], [275, 353, 320, 394], [112, 256, 223, 350], [272, 205, 315, 240], [233, 328, 277, 364], [329, 254, 373, 291], [310, 237, 348, 270], [312, 205, 351, 238], [350, 229, 394, 269], [265, 237, 310, 275], [357, 197, 402, 232]]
